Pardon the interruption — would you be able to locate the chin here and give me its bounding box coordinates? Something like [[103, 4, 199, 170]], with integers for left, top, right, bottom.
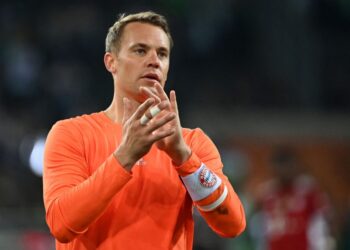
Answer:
[[140, 85, 160, 100], [137, 95, 148, 104], [133, 90, 150, 103]]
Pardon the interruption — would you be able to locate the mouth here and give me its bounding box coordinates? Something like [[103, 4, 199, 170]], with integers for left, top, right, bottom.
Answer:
[[141, 73, 161, 83]]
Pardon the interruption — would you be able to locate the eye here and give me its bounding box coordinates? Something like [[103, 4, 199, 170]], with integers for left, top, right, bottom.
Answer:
[[134, 48, 146, 56], [158, 51, 168, 59]]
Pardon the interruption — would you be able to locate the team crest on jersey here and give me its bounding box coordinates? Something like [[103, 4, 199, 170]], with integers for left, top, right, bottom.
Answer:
[[199, 167, 217, 188]]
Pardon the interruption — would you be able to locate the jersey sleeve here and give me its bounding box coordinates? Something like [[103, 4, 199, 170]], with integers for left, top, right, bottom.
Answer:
[[176, 128, 246, 237], [43, 120, 132, 243]]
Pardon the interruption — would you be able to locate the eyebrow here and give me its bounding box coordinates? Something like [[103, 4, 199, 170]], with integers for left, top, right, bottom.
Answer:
[[130, 43, 169, 53]]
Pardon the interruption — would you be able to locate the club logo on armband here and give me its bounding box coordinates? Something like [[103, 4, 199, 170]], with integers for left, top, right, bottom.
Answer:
[[199, 167, 217, 188]]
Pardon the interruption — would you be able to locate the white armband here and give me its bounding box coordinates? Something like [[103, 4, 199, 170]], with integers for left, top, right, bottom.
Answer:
[[181, 163, 222, 201]]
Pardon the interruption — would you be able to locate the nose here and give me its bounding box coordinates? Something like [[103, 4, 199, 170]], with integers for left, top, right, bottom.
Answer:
[[147, 50, 160, 68]]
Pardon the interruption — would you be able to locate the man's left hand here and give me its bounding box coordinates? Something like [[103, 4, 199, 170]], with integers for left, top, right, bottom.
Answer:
[[140, 83, 191, 165]]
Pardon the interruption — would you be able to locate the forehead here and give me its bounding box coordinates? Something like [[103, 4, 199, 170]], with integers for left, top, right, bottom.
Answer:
[[120, 22, 170, 50]]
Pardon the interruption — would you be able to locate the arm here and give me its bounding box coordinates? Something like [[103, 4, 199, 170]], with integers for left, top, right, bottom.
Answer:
[[44, 99, 176, 243], [141, 84, 246, 237], [175, 129, 246, 237], [43, 121, 132, 243]]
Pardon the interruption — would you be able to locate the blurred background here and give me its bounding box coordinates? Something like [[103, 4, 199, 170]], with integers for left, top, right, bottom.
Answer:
[[0, 0, 349, 249]]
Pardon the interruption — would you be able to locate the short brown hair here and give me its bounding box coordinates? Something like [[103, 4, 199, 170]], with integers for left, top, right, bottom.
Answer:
[[105, 11, 173, 54]]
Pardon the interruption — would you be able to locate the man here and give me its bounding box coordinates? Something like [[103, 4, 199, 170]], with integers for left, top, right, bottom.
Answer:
[[43, 11, 246, 249], [253, 148, 331, 250]]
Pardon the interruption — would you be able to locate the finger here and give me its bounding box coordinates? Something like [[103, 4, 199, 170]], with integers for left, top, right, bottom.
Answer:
[[154, 82, 170, 102], [170, 90, 179, 116], [133, 98, 155, 120], [140, 101, 170, 125], [122, 97, 132, 124], [146, 112, 176, 132], [150, 127, 176, 143], [140, 86, 161, 103], [140, 114, 151, 125]]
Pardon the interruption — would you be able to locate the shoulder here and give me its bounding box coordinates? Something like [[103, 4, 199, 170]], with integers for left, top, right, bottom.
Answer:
[[182, 127, 222, 168], [50, 112, 104, 134], [46, 112, 105, 147], [182, 127, 210, 143], [256, 179, 279, 202], [182, 127, 215, 150]]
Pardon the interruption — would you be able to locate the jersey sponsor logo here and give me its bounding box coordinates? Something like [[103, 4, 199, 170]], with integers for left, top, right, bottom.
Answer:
[[199, 167, 217, 188]]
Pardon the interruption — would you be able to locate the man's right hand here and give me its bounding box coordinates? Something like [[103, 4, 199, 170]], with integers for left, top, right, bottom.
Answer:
[[114, 97, 176, 172]]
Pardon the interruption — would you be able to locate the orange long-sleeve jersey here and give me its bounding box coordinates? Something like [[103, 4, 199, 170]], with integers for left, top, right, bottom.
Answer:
[[43, 112, 245, 250]]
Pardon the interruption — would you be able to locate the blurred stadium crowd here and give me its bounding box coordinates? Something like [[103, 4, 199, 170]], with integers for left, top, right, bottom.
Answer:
[[0, 0, 349, 249]]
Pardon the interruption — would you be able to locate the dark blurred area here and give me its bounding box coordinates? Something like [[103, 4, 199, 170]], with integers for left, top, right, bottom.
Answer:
[[0, 0, 349, 249]]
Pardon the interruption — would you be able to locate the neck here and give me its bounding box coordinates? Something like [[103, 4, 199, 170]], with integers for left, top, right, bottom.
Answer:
[[104, 92, 141, 123]]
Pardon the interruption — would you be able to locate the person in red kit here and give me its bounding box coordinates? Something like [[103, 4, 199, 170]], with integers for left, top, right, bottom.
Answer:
[[254, 148, 332, 250], [43, 11, 246, 250]]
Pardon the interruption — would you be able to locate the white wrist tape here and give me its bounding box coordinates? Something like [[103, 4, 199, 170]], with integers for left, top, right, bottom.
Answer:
[[197, 185, 228, 212], [181, 163, 222, 201]]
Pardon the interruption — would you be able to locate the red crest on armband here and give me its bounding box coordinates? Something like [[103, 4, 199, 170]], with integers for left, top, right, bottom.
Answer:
[[199, 167, 217, 188]]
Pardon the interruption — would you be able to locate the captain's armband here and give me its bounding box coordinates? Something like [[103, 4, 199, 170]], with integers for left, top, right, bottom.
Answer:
[[181, 164, 222, 201]]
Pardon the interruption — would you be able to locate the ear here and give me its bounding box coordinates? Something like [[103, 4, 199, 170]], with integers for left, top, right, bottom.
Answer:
[[104, 52, 117, 73]]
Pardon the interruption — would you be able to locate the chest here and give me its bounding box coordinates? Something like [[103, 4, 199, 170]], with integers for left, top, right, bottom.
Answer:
[[82, 125, 187, 204], [263, 190, 315, 221]]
